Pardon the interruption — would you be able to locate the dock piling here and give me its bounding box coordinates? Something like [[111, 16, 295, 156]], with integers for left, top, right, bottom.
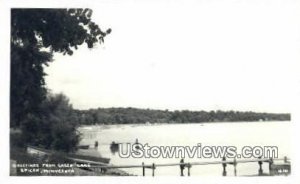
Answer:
[[180, 159, 185, 176], [233, 158, 237, 176], [187, 163, 191, 176], [258, 157, 263, 176], [222, 157, 227, 176], [142, 162, 145, 176], [152, 163, 156, 177], [268, 158, 273, 176]]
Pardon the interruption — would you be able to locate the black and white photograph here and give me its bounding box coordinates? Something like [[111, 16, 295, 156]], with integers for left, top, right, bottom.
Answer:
[[1, 0, 300, 183]]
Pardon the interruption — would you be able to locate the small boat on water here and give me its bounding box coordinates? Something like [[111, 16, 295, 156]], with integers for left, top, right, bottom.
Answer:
[[77, 145, 90, 149]]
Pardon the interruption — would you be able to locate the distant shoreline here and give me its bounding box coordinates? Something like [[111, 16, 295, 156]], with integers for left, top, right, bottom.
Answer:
[[75, 107, 290, 126], [78, 120, 291, 129]]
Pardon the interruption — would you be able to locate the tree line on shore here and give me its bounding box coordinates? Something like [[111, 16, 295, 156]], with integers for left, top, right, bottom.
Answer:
[[73, 107, 290, 125]]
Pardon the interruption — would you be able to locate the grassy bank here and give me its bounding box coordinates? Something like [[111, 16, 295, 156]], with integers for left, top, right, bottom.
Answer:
[[10, 130, 132, 176]]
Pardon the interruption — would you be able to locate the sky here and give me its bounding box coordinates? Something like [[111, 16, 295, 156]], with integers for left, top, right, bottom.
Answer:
[[44, 0, 300, 113]]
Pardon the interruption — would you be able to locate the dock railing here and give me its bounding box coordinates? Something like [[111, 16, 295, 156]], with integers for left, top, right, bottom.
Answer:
[[74, 156, 290, 176]]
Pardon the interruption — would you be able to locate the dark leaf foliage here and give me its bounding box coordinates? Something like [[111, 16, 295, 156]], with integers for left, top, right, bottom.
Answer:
[[11, 9, 109, 152], [11, 8, 110, 55]]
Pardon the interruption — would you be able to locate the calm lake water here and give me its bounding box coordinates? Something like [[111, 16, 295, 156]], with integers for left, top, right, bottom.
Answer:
[[78, 121, 291, 176]]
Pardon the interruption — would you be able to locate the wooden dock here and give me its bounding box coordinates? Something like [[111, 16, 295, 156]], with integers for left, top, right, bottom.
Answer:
[[26, 146, 290, 176], [86, 157, 290, 176]]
